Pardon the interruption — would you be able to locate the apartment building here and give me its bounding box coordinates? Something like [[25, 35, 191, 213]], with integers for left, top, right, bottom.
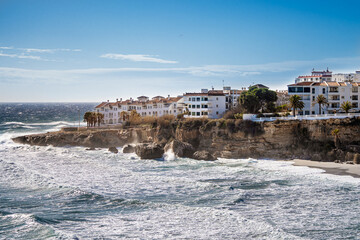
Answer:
[[295, 69, 332, 83], [183, 89, 226, 118], [95, 95, 184, 124], [288, 81, 360, 115]]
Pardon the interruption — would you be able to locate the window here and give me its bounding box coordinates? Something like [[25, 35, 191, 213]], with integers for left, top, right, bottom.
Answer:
[[216, 105, 218, 107], [189, 98, 191, 101], [352, 103, 358, 108], [197, 105, 200, 108], [304, 87, 310, 93], [323, 88, 326, 94], [196, 97, 200, 101], [204, 97, 208, 101], [204, 112, 208, 115], [352, 95, 358, 100], [196, 112, 200, 116], [305, 111, 310, 115], [192, 105, 195, 108], [216, 111, 219, 115], [312, 96, 315, 101], [312, 88, 315, 94], [216, 97, 218, 100], [192, 98, 195, 101], [312, 111, 315, 114], [329, 87, 338, 93], [191, 112, 195, 116]]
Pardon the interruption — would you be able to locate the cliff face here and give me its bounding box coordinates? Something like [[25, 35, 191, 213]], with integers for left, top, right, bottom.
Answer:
[[12, 118, 360, 162]]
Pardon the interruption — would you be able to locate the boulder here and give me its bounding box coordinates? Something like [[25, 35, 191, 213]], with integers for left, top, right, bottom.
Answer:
[[345, 152, 354, 162], [135, 143, 164, 159], [192, 150, 217, 161], [108, 147, 118, 154], [123, 144, 135, 153], [164, 140, 195, 158], [86, 147, 96, 151]]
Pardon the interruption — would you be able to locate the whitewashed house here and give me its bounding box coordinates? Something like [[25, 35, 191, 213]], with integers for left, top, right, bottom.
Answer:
[[95, 95, 184, 125]]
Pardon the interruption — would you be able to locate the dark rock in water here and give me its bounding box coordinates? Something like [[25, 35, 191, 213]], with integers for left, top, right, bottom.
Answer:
[[135, 143, 164, 159], [193, 150, 217, 161], [123, 144, 135, 153], [108, 147, 118, 154], [164, 140, 195, 158], [86, 147, 96, 151]]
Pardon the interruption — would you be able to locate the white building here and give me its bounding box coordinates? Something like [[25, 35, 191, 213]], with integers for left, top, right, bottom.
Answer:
[[288, 81, 360, 115], [332, 71, 360, 82], [95, 95, 184, 124], [295, 69, 332, 83]]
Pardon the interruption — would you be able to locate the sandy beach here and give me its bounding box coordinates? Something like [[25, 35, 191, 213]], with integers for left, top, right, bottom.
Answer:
[[291, 159, 360, 178]]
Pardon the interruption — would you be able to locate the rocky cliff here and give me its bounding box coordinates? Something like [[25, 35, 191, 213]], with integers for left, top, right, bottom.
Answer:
[[12, 118, 360, 162]]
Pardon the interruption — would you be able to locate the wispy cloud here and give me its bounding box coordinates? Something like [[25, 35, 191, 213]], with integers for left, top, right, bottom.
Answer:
[[0, 46, 14, 50], [21, 48, 82, 53], [0, 52, 42, 60], [0, 46, 81, 61], [1, 56, 359, 83], [101, 53, 178, 64]]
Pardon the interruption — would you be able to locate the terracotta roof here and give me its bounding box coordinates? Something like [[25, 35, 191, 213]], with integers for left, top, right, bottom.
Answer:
[[95, 102, 108, 108], [288, 82, 314, 86], [326, 82, 340, 87], [297, 75, 322, 78]]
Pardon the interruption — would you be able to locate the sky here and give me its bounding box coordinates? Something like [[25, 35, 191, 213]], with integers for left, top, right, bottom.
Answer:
[[0, 0, 360, 102]]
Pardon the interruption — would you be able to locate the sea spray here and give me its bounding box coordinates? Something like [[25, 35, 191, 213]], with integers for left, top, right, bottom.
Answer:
[[163, 148, 176, 161]]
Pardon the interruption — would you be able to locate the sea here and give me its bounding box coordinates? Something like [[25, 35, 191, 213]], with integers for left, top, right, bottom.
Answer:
[[0, 103, 360, 239]]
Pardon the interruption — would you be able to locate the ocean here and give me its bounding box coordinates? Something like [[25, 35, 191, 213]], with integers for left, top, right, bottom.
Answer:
[[0, 103, 360, 239]]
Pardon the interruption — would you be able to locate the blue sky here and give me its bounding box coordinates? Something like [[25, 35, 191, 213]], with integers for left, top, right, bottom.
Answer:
[[0, 0, 360, 102]]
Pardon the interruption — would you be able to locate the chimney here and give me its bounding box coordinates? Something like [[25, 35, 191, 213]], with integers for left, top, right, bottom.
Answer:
[[107, 100, 109, 102], [168, 94, 170, 99]]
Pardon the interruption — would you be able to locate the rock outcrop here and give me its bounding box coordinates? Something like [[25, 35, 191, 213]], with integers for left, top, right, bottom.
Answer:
[[135, 143, 164, 159], [12, 117, 360, 163], [192, 150, 216, 161], [164, 140, 195, 158], [108, 147, 118, 154], [123, 144, 135, 153]]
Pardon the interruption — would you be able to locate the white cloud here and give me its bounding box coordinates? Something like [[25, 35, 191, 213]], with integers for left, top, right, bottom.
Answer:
[[0, 52, 42, 60], [0, 46, 13, 50], [1, 56, 360, 83], [21, 48, 82, 53], [101, 53, 178, 64]]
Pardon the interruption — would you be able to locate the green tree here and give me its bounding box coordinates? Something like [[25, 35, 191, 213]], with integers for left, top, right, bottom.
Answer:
[[313, 95, 328, 115], [83, 112, 92, 127], [341, 101, 352, 113], [97, 113, 104, 126], [289, 95, 304, 116], [238, 87, 278, 113]]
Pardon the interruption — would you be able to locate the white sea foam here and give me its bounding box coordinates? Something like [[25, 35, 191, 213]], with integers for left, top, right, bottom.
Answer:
[[1, 133, 360, 239], [163, 148, 176, 161]]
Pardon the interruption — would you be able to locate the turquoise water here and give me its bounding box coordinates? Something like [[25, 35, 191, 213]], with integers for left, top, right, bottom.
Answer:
[[1, 103, 360, 239]]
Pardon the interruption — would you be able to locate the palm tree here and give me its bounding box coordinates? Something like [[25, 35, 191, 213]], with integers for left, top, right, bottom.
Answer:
[[341, 101, 352, 113], [91, 112, 97, 127], [313, 95, 328, 115], [289, 95, 305, 116], [331, 128, 340, 149], [97, 113, 104, 126], [83, 112, 92, 127]]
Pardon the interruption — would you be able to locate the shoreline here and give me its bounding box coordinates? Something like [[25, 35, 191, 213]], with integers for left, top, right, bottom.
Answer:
[[289, 159, 360, 178]]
